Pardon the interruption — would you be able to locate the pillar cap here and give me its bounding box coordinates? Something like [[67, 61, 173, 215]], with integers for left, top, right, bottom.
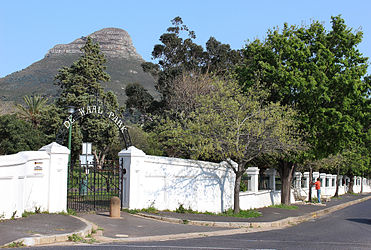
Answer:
[[245, 167, 259, 175], [118, 146, 146, 157], [39, 142, 70, 154]]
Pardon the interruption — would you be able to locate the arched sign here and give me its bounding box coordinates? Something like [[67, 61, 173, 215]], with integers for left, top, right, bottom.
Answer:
[[56, 100, 131, 149]]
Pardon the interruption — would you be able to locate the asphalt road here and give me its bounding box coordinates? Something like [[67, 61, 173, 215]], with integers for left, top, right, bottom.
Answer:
[[19, 198, 371, 250]]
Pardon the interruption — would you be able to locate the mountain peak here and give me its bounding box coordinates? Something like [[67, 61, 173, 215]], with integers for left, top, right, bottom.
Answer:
[[46, 27, 143, 60]]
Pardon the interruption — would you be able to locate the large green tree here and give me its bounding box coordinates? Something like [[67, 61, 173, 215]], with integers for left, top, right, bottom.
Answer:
[[55, 37, 111, 108], [0, 114, 47, 155], [55, 37, 122, 165], [155, 76, 303, 213], [134, 16, 242, 113], [237, 15, 370, 202]]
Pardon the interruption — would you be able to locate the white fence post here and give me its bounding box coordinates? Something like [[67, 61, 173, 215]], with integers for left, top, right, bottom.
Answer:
[[245, 167, 259, 192], [39, 142, 69, 213], [118, 146, 146, 209], [266, 168, 276, 191]]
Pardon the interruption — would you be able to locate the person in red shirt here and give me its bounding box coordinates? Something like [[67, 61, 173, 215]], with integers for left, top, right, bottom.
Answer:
[[313, 177, 321, 203]]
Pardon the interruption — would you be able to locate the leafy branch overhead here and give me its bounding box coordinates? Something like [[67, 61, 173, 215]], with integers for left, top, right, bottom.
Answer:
[[138, 16, 242, 112], [155, 75, 304, 213], [54, 36, 122, 166]]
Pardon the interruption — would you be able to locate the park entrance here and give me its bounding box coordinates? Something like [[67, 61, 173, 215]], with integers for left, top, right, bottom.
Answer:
[[56, 97, 131, 212], [67, 157, 124, 211]]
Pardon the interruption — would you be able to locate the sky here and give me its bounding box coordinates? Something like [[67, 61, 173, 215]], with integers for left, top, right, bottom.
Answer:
[[1, 0, 371, 77]]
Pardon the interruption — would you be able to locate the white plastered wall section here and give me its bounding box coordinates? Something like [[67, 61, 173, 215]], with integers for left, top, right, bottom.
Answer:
[[0, 142, 69, 219], [119, 146, 235, 213]]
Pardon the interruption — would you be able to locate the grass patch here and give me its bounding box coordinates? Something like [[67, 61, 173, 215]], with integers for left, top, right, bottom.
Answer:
[[67, 234, 97, 244], [176, 204, 193, 214], [22, 211, 35, 218], [269, 204, 298, 210], [220, 208, 261, 218], [68, 234, 84, 242], [124, 204, 261, 219], [348, 192, 360, 196], [331, 196, 342, 199], [5, 241, 25, 248], [122, 206, 158, 214], [174, 205, 261, 218], [67, 209, 77, 215]]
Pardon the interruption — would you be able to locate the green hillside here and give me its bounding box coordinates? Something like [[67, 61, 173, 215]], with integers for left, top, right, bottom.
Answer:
[[0, 54, 158, 106]]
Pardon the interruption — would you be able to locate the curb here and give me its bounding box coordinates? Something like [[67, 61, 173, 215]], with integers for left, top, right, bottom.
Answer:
[[3, 195, 369, 246], [2, 215, 95, 247], [93, 228, 254, 243], [137, 195, 371, 229], [92, 195, 371, 243]]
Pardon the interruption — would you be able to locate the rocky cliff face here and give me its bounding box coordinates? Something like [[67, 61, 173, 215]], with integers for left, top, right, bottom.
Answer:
[[0, 27, 157, 105], [46, 28, 143, 60]]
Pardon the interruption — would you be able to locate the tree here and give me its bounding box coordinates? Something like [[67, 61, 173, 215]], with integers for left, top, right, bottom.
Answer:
[[16, 95, 48, 127], [55, 37, 122, 166], [155, 76, 303, 213], [125, 83, 154, 114], [55, 36, 110, 108], [167, 72, 215, 116], [237, 15, 370, 203], [138, 16, 242, 113], [0, 114, 47, 155]]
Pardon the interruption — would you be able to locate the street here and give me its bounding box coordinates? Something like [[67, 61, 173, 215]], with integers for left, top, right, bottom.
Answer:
[[22, 199, 371, 250]]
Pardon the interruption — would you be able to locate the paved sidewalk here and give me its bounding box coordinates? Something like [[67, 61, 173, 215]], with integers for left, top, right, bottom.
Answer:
[[0, 213, 87, 246], [0, 193, 370, 246], [142, 193, 371, 223]]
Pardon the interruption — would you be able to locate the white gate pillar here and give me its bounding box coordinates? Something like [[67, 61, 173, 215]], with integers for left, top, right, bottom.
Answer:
[[266, 168, 276, 191], [294, 172, 302, 189], [118, 146, 146, 209], [245, 167, 259, 192], [303, 172, 310, 189], [39, 142, 69, 213]]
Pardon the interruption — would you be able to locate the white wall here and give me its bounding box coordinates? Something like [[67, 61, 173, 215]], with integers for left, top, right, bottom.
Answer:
[[119, 147, 371, 212], [240, 190, 284, 209], [293, 172, 371, 201], [0, 143, 69, 219], [119, 146, 235, 213]]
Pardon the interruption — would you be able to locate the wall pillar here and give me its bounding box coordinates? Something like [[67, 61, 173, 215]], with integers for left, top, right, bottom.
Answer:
[[326, 174, 331, 188], [39, 142, 69, 213], [332, 174, 336, 188], [303, 172, 310, 189], [266, 168, 276, 191], [294, 172, 302, 189], [245, 167, 259, 192], [339, 175, 343, 186], [320, 173, 326, 187], [118, 146, 146, 209]]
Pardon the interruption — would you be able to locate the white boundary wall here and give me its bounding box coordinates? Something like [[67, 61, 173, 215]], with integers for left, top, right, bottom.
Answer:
[[293, 172, 371, 201], [119, 146, 235, 213], [119, 147, 371, 212], [0, 143, 69, 219]]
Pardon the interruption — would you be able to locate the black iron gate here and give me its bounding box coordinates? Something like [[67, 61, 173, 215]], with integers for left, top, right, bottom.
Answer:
[[67, 159, 123, 211]]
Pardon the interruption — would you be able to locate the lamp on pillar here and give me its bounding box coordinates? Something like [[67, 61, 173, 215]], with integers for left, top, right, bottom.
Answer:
[[67, 106, 75, 170]]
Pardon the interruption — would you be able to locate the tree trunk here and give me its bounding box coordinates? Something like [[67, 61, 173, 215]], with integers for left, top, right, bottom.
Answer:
[[233, 171, 243, 214], [93, 150, 107, 169], [334, 166, 340, 197], [308, 167, 312, 202], [279, 160, 295, 205]]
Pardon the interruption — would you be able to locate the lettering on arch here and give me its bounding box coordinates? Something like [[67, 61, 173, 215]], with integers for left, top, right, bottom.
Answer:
[[57, 104, 131, 147]]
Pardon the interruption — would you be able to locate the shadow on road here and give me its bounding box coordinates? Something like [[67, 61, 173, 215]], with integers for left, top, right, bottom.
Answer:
[[346, 218, 371, 225]]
